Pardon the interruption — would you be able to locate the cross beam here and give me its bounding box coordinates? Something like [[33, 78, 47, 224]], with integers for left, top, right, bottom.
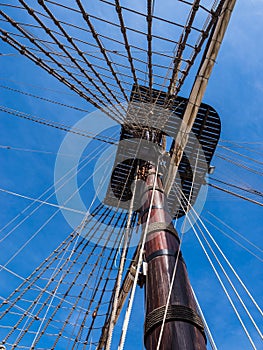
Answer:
[[164, 0, 237, 194]]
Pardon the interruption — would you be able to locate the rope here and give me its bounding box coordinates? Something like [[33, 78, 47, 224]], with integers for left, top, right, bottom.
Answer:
[[117, 161, 160, 350], [218, 145, 263, 166], [209, 177, 263, 198], [208, 183, 263, 207], [171, 183, 258, 349], [173, 183, 262, 345], [0, 143, 114, 272], [203, 217, 263, 262], [191, 287, 218, 350], [0, 132, 114, 243], [105, 168, 138, 350], [0, 187, 86, 215], [156, 147, 200, 349], [0, 84, 90, 112], [28, 151, 114, 348], [206, 211, 263, 254], [180, 183, 263, 320], [216, 153, 263, 177], [0, 105, 118, 145]]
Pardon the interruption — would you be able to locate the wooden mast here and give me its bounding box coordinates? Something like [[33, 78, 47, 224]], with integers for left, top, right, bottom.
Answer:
[[138, 2, 238, 346], [140, 162, 206, 349]]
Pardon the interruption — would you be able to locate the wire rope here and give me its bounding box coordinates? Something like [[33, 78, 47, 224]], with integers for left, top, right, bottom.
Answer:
[[171, 183, 258, 349], [117, 160, 160, 350], [218, 145, 263, 166], [174, 183, 263, 341], [203, 216, 263, 262], [156, 147, 200, 350], [0, 187, 86, 215], [0, 141, 115, 272], [0, 133, 112, 242], [191, 287, 218, 350], [14, 148, 114, 342], [206, 211, 263, 254], [27, 142, 115, 348], [208, 183, 263, 208], [0, 105, 118, 145]]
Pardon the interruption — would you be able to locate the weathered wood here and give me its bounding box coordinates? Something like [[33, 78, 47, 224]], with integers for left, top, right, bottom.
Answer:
[[164, 0, 237, 194], [141, 165, 206, 350]]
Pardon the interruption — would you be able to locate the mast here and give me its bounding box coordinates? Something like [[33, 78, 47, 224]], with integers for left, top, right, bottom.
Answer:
[[140, 162, 206, 349], [101, 83, 221, 348], [137, 2, 237, 345]]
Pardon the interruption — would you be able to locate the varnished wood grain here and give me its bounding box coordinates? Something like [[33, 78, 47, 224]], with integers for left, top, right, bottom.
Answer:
[[141, 170, 206, 350]]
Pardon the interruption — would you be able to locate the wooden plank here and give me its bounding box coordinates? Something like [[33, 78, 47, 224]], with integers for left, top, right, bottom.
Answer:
[[164, 0, 237, 194]]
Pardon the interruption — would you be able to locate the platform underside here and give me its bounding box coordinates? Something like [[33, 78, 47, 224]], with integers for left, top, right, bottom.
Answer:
[[104, 85, 221, 218]]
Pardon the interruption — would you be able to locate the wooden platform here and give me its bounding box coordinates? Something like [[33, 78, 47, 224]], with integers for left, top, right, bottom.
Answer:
[[104, 85, 221, 218]]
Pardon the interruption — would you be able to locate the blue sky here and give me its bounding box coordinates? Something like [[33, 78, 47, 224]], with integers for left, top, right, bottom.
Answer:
[[0, 1, 262, 349]]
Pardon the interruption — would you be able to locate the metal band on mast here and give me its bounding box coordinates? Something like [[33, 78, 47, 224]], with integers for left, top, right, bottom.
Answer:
[[140, 163, 206, 349]]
